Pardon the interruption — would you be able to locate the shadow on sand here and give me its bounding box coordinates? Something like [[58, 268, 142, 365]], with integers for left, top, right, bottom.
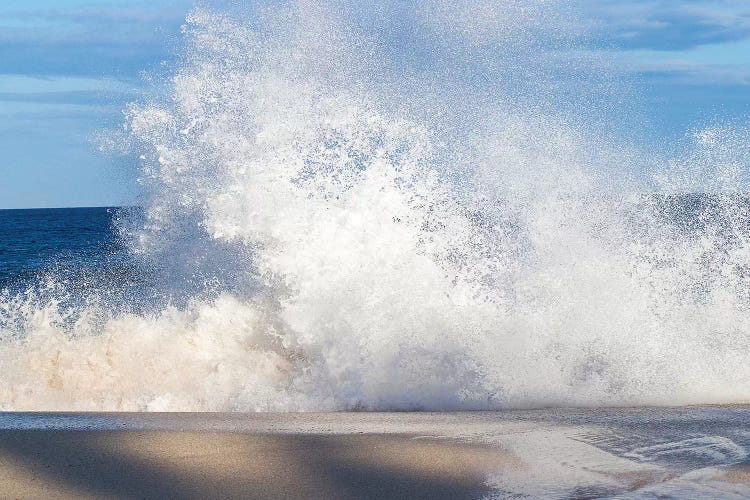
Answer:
[[0, 430, 507, 499]]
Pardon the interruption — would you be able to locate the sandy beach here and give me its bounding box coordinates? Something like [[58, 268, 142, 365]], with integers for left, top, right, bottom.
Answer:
[[0, 409, 747, 499], [0, 429, 513, 499], [2, 0, 750, 498]]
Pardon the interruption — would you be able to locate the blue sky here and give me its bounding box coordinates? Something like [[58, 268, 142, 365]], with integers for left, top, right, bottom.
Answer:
[[0, 0, 192, 208], [0, 0, 748, 208]]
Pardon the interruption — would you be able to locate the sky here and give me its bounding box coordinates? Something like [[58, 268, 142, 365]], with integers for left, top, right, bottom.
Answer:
[[0, 0, 749, 209], [0, 0, 192, 209]]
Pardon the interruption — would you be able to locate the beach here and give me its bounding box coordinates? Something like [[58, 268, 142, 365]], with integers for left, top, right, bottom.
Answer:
[[1, 0, 749, 498], [0, 430, 506, 499], [0, 409, 748, 499]]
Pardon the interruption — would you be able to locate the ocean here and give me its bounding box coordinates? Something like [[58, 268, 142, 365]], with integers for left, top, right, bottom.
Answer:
[[2, 191, 749, 414], [0, 2, 749, 414], [0, 207, 123, 291], [2, 2, 750, 496]]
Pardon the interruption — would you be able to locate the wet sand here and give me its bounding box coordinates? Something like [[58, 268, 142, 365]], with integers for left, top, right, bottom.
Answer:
[[0, 409, 747, 499], [0, 428, 513, 499]]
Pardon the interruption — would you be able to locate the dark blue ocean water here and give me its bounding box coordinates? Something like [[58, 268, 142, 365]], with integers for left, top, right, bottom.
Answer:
[[0, 197, 743, 304], [0, 206, 250, 311], [0, 207, 131, 294]]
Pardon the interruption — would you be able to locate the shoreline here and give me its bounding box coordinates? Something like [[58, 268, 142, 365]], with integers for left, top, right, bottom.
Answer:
[[0, 409, 747, 498], [0, 430, 504, 499]]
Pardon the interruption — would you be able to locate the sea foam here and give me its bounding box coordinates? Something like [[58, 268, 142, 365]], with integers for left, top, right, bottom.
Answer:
[[1, 1, 749, 411]]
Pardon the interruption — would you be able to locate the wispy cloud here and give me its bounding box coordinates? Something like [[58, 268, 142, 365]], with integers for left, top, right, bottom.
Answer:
[[0, 6, 191, 43], [0, 90, 137, 106], [638, 60, 750, 85], [0, 3, 192, 78], [584, 0, 750, 51]]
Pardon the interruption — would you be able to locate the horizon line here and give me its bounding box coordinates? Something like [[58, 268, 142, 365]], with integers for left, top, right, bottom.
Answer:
[[0, 205, 140, 211]]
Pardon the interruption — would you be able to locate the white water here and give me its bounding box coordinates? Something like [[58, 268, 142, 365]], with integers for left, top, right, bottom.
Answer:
[[1, 1, 750, 411]]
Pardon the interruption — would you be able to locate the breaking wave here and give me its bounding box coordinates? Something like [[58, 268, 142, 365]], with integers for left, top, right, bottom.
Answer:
[[1, 1, 750, 411]]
